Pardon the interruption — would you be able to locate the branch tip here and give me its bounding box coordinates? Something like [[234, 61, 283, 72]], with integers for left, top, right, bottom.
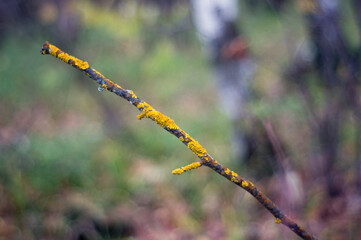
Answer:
[[172, 161, 203, 175], [41, 41, 51, 55]]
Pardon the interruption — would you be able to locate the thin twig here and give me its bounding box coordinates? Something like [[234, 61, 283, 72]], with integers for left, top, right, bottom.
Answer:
[[40, 41, 318, 240]]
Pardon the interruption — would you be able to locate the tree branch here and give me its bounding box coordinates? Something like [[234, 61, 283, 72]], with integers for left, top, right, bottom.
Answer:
[[40, 41, 318, 240]]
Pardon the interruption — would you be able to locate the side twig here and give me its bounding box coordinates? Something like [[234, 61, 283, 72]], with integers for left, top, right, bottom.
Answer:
[[40, 41, 318, 240]]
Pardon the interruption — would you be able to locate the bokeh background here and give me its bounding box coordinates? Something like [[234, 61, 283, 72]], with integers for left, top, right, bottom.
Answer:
[[1, 0, 361, 239]]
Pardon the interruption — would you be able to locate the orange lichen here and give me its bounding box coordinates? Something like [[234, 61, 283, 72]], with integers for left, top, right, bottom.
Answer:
[[275, 218, 282, 224], [172, 161, 202, 175]]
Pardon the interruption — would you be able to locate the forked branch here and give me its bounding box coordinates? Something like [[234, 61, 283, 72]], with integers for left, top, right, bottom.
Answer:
[[40, 42, 318, 240]]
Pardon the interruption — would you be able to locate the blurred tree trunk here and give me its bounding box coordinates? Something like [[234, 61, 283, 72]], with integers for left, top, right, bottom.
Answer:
[[351, 0, 361, 195], [351, 0, 361, 36], [191, 0, 255, 161], [289, 0, 361, 197], [308, 0, 343, 197]]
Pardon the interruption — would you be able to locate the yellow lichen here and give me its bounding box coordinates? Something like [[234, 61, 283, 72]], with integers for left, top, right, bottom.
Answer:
[[137, 110, 147, 120], [172, 162, 202, 175], [154, 113, 172, 128], [230, 171, 239, 183], [172, 168, 184, 175], [187, 141, 206, 157], [275, 218, 282, 224], [241, 180, 249, 188], [136, 102, 180, 131], [148, 111, 161, 122], [46, 43, 90, 70], [136, 102, 153, 120], [74, 59, 90, 70], [136, 102, 145, 109], [164, 118, 178, 130]]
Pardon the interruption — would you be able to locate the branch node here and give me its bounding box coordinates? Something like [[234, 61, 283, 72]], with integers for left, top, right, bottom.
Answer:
[[137, 110, 147, 120], [98, 84, 107, 92]]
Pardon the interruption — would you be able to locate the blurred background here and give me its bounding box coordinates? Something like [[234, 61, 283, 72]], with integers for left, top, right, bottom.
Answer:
[[0, 0, 361, 239]]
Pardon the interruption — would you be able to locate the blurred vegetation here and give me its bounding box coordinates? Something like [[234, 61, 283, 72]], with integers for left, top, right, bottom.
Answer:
[[0, 0, 360, 239]]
